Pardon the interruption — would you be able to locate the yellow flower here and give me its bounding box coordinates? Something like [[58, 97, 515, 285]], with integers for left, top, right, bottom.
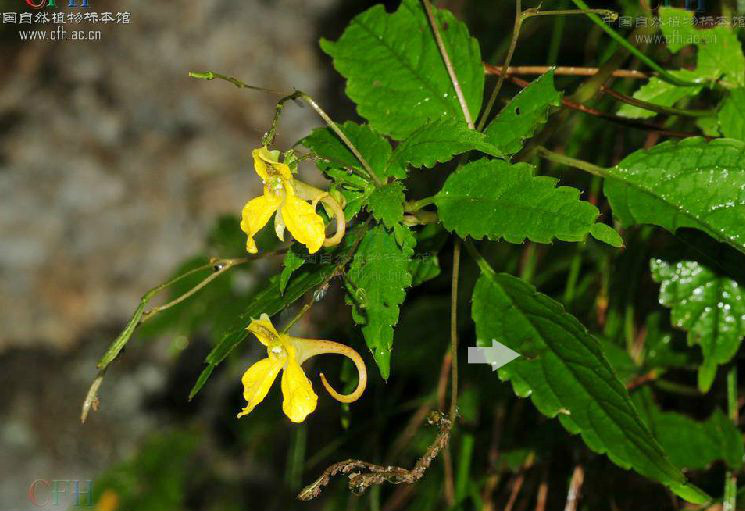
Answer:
[[238, 314, 367, 423], [241, 147, 326, 254]]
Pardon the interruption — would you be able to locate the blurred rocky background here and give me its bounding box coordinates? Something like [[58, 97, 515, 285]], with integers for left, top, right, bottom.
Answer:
[[0, 0, 338, 508]]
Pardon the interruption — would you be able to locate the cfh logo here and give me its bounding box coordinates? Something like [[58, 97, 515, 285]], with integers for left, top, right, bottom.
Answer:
[[25, 0, 90, 8], [28, 479, 94, 508]]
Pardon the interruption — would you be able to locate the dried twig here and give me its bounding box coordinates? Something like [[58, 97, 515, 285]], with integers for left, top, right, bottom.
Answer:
[[298, 411, 454, 501], [504, 452, 535, 511], [501, 65, 649, 79], [564, 465, 585, 511]]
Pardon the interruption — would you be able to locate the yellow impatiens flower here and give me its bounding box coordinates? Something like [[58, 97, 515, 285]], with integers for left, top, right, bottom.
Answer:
[[238, 314, 367, 423], [241, 147, 329, 254]]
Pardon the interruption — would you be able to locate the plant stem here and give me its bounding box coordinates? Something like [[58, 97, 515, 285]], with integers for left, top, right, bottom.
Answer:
[[724, 366, 738, 511], [536, 147, 606, 177], [422, 0, 474, 129], [300, 93, 383, 186], [477, 0, 522, 131], [189, 70, 383, 186], [405, 196, 436, 212], [498, 65, 650, 79], [600, 85, 713, 118], [569, 0, 699, 86], [450, 239, 461, 423]]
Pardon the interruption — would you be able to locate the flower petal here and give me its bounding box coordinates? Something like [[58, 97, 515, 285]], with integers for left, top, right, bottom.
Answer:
[[252, 147, 271, 183], [247, 313, 280, 346], [255, 146, 293, 181], [274, 209, 286, 241], [280, 357, 318, 422], [237, 356, 284, 418], [281, 196, 326, 254], [240, 190, 281, 254]]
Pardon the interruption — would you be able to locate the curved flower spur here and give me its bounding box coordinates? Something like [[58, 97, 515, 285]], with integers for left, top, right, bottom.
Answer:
[[238, 314, 367, 423], [240, 146, 345, 255]]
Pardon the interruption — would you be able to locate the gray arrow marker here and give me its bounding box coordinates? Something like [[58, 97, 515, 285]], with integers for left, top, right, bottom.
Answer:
[[467, 340, 521, 371]]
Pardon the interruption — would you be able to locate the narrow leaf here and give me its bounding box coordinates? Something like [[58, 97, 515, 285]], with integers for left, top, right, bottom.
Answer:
[[190, 226, 366, 399], [472, 269, 707, 503]]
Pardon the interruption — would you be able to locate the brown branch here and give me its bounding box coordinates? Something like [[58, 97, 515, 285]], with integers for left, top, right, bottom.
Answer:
[[297, 411, 454, 501], [536, 468, 549, 511], [504, 452, 535, 511], [502, 65, 649, 79], [564, 465, 585, 511], [484, 64, 710, 140]]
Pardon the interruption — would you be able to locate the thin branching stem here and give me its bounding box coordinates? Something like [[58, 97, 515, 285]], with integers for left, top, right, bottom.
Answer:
[[189, 71, 383, 186], [477, 0, 522, 131], [422, 0, 474, 129]]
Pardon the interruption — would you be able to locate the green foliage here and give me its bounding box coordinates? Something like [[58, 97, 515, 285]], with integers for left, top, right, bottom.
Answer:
[[618, 7, 745, 119], [590, 223, 624, 248], [650, 259, 745, 392], [617, 77, 700, 120], [367, 182, 406, 229], [302, 121, 404, 180], [190, 226, 366, 399], [320, 0, 483, 139], [280, 247, 306, 295], [95, 1, 745, 507], [484, 70, 562, 155], [604, 138, 745, 254], [387, 118, 503, 170], [435, 159, 600, 244], [346, 226, 413, 379], [409, 224, 446, 287], [634, 388, 744, 471], [471, 268, 707, 504], [719, 88, 745, 141]]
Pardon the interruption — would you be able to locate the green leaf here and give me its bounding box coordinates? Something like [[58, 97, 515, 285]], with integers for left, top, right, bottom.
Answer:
[[435, 159, 599, 244], [471, 269, 707, 504], [604, 138, 745, 254], [634, 388, 743, 471], [409, 224, 446, 287], [590, 222, 624, 248], [302, 121, 404, 179], [618, 7, 745, 119], [368, 182, 406, 229], [650, 259, 745, 392], [484, 70, 562, 155], [190, 226, 366, 399], [321, 0, 484, 140], [719, 88, 745, 141], [279, 248, 306, 295], [617, 74, 701, 120], [387, 118, 503, 171], [346, 226, 413, 379], [659, 7, 745, 86]]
